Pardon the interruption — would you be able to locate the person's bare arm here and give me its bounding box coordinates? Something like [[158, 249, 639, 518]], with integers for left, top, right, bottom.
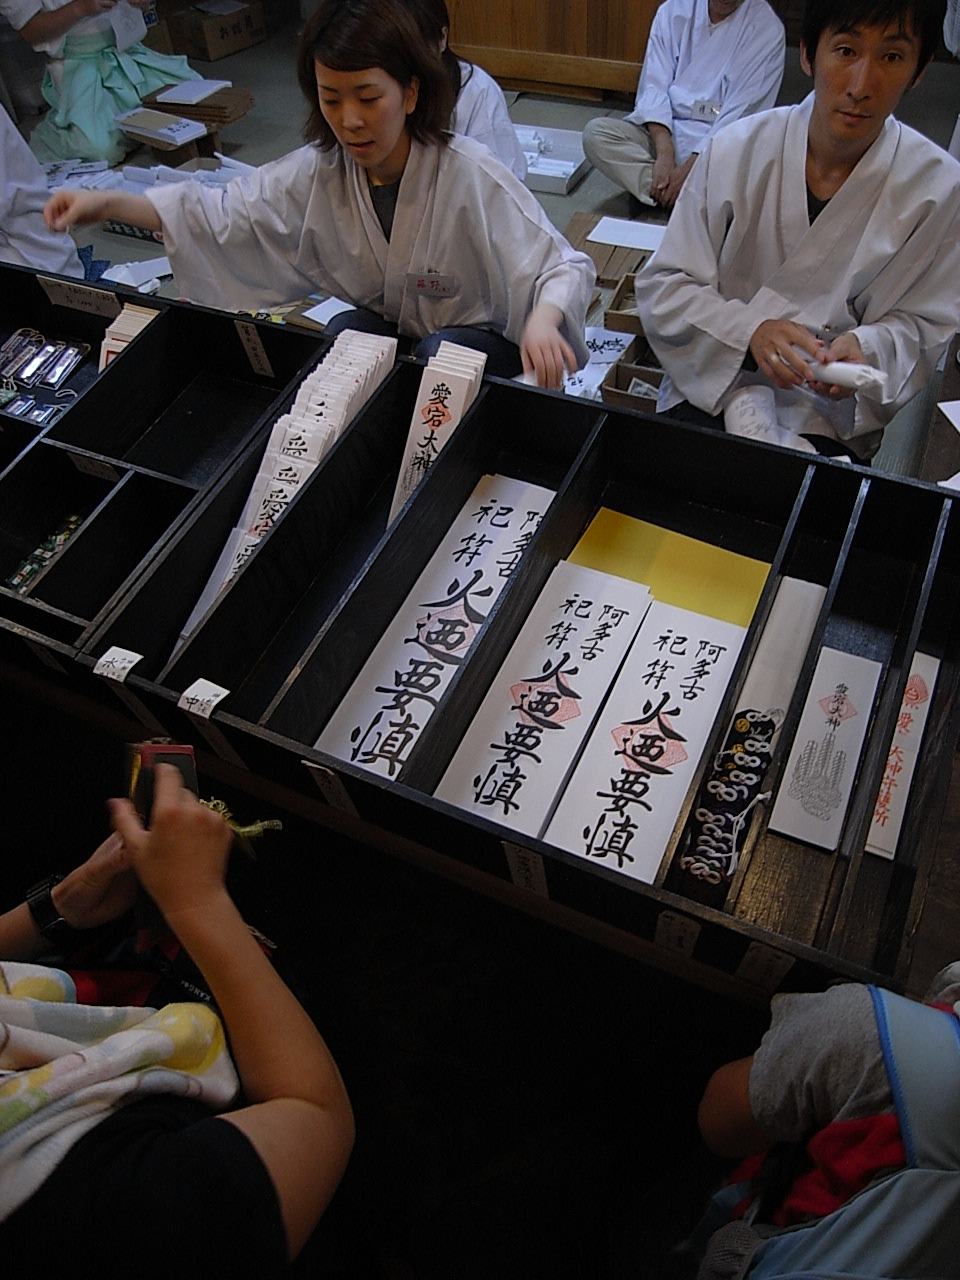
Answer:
[[45, 188, 162, 234], [0, 831, 136, 960], [698, 1055, 774, 1158], [110, 766, 354, 1261], [521, 302, 577, 389]]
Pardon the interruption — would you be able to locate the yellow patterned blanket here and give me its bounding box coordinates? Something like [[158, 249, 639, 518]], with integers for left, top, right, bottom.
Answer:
[[0, 961, 238, 1220]]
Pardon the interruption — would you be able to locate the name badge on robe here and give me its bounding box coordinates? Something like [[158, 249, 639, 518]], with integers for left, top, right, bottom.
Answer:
[[690, 100, 721, 123], [409, 272, 458, 298]]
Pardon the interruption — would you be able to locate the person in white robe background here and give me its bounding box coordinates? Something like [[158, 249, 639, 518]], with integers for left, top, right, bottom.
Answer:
[[399, 0, 527, 180], [582, 0, 785, 208], [634, 0, 960, 461], [0, 0, 195, 164], [0, 101, 81, 275], [43, 0, 592, 388]]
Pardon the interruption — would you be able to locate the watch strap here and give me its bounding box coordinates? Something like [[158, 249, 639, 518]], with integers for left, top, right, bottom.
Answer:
[[25, 874, 69, 942]]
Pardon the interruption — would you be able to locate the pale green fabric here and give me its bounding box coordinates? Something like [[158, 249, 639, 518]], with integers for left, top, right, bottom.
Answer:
[[30, 30, 194, 165]]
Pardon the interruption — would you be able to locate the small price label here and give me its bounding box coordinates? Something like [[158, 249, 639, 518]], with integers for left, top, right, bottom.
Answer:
[[37, 275, 122, 318], [69, 452, 121, 483], [302, 760, 359, 815], [234, 319, 275, 379], [503, 842, 549, 897], [735, 942, 795, 991], [94, 645, 142, 683], [654, 910, 701, 956], [178, 677, 229, 720]]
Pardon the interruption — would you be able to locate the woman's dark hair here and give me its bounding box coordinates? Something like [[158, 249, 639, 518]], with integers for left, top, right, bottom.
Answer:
[[297, 0, 455, 148], [801, 0, 945, 81], [398, 0, 473, 103]]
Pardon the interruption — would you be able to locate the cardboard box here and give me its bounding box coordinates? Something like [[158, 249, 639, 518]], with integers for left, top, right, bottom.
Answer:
[[604, 273, 646, 334], [167, 2, 266, 61], [142, 17, 174, 56], [518, 126, 591, 195]]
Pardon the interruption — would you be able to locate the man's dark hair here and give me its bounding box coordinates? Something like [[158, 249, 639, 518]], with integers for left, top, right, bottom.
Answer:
[[802, 0, 946, 81], [297, 0, 454, 148]]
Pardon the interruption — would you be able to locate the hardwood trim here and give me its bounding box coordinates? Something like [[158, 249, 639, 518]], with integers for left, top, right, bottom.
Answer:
[[457, 43, 640, 95]]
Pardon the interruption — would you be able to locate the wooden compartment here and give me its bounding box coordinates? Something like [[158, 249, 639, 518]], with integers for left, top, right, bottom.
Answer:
[[83, 358, 426, 701], [1, 355, 958, 994], [0, 264, 151, 443], [49, 301, 324, 485]]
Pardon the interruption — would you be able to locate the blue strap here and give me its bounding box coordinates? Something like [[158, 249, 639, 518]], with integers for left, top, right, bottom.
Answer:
[[869, 984, 960, 1169]]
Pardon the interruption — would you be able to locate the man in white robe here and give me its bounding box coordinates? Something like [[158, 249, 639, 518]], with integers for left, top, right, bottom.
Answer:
[[0, 103, 81, 277], [582, 0, 785, 207], [635, 0, 960, 460]]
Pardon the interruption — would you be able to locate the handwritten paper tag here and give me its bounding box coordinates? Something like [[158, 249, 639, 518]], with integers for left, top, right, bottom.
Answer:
[[316, 474, 554, 778], [94, 645, 142, 683], [179, 677, 230, 720], [435, 562, 651, 838], [234, 320, 275, 379], [866, 650, 940, 859], [37, 276, 121, 319], [544, 600, 746, 884], [503, 843, 549, 897], [768, 646, 882, 852]]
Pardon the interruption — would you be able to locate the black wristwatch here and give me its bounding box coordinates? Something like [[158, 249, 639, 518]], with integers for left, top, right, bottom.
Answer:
[[25, 874, 71, 944]]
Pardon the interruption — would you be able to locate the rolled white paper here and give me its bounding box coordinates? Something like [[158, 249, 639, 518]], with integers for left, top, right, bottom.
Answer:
[[806, 361, 887, 393]]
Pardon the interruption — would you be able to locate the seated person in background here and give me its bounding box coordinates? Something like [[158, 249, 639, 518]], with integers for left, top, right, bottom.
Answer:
[[634, 0, 960, 462], [0, 765, 354, 1276], [43, 0, 593, 388], [695, 964, 960, 1278], [1, 101, 81, 274], [582, 0, 784, 208], [0, 0, 195, 164], [400, 0, 527, 180]]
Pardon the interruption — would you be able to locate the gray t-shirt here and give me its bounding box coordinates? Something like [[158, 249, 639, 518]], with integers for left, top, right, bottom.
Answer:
[[748, 984, 894, 1144]]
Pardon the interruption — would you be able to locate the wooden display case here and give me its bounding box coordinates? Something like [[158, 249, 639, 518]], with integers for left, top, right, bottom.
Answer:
[[2, 265, 958, 1001]]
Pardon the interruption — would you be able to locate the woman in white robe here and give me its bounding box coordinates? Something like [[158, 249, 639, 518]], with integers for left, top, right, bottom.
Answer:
[[44, 0, 591, 387], [635, 94, 960, 460], [398, 0, 525, 179], [453, 60, 526, 181]]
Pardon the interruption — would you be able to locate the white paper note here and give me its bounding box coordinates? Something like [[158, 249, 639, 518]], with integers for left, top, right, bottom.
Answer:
[[435, 563, 652, 836], [544, 600, 746, 883], [316, 474, 555, 777], [109, 0, 147, 51], [768, 646, 883, 851], [156, 80, 231, 104], [866, 650, 940, 859], [588, 217, 666, 252]]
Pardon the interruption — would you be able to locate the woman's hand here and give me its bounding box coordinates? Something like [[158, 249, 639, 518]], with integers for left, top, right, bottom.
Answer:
[[109, 764, 234, 924], [520, 303, 577, 390], [52, 831, 138, 930], [45, 189, 162, 234], [45, 188, 113, 231]]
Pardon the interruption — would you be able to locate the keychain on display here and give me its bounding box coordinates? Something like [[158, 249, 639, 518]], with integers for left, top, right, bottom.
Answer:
[[0, 331, 45, 381], [40, 342, 90, 389]]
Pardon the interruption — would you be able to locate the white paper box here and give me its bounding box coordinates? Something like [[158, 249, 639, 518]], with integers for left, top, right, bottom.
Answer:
[[520, 126, 591, 195]]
